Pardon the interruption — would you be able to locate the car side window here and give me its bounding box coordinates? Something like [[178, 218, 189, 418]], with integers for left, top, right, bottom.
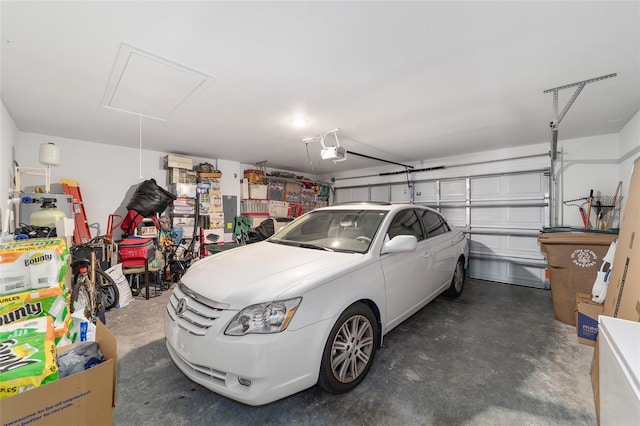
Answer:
[[420, 210, 450, 238], [388, 209, 424, 241]]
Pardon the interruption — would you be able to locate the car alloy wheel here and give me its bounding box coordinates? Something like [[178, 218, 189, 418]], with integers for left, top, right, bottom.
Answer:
[[318, 303, 379, 394], [446, 257, 465, 297]]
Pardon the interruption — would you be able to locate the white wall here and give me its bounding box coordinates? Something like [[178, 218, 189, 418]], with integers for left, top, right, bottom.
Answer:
[[0, 101, 19, 232], [9, 108, 639, 239], [618, 109, 640, 216], [556, 133, 621, 227], [15, 132, 243, 241]]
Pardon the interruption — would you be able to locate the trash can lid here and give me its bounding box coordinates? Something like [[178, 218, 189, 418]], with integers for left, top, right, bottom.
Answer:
[[538, 228, 619, 245], [540, 226, 619, 235]]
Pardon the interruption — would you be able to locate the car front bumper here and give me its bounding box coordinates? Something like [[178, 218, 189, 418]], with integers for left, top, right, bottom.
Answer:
[[164, 306, 331, 406]]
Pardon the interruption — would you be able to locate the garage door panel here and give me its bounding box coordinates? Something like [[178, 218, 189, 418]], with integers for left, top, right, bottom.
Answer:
[[370, 186, 389, 202], [472, 206, 545, 229], [507, 235, 542, 253], [440, 207, 466, 227], [471, 173, 546, 201], [335, 187, 369, 203], [507, 173, 546, 196], [469, 258, 547, 288], [441, 180, 466, 201], [470, 234, 543, 259], [470, 176, 500, 198], [472, 208, 502, 225], [390, 184, 411, 203], [505, 207, 546, 227], [414, 181, 438, 202]]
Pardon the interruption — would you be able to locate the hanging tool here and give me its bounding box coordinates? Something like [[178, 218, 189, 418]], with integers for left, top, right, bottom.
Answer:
[[595, 200, 603, 230], [605, 181, 622, 230], [585, 189, 594, 229], [578, 206, 587, 228]]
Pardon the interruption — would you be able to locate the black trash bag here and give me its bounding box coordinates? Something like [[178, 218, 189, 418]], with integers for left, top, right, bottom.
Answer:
[[247, 218, 275, 243], [126, 179, 177, 217]]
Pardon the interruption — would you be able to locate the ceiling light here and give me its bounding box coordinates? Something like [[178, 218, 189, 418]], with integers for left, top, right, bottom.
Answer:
[[291, 117, 307, 128]]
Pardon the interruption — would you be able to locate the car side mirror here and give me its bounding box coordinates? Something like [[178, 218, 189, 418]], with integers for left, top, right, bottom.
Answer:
[[381, 235, 418, 254]]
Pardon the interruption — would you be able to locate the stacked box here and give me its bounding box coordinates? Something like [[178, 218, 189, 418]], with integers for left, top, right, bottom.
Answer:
[[268, 200, 289, 217], [0, 238, 70, 295], [0, 287, 71, 346], [198, 172, 224, 233], [249, 184, 268, 200], [164, 154, 193, 169], [168, 168, 197, 185], [575, 292, 604, 346], [169, 183, 196, 198], [284, 181, 301, 203], [243, 169, 264, 184], [0, 316, 58, 400], [0, 238, 72, 347]]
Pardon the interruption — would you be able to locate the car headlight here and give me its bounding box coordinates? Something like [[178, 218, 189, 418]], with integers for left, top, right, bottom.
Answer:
[[225, 298, 302, 336]]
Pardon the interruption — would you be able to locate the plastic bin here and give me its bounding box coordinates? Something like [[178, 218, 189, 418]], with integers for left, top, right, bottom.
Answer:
[[538, 228, 618, 325]]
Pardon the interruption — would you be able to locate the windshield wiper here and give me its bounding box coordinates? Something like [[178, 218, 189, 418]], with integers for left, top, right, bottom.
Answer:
[[297, 242, 334, 252], [270, 239, 334, 251]]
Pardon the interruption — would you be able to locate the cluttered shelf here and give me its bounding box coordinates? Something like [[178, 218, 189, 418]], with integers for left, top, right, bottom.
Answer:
[[240, 169, 331, 222]]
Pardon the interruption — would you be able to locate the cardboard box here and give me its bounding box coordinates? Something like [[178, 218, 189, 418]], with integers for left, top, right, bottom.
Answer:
[[163, 154, 193, 170], [248, 184, 268, 200], [168, 168, 197, 185], [576, 292, 604, 346], [0, 320, 117, 425], [202, 229, 224, 244], [538, 231, 617, 325], [169, 183, 196, 198], [172, 217, 195, 228], [268, 200, 289, 217], [591, 156, 640, 423]]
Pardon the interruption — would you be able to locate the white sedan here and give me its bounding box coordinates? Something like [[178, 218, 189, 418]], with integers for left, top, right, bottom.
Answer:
[[164, 203, 468, 405]]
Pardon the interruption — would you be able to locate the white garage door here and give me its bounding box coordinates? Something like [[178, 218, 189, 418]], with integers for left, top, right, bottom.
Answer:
[[334, 169, 550, 288]]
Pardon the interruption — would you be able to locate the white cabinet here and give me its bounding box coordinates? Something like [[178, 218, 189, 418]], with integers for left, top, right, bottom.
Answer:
[[599, 315, 640, 425]]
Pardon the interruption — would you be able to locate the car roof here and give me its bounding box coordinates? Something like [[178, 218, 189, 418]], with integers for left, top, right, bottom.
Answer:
[[317, 202, 431, 213]]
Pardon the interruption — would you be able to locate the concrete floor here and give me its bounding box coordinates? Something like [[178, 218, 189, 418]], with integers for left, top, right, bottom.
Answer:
[[105, 279, 597, 425]]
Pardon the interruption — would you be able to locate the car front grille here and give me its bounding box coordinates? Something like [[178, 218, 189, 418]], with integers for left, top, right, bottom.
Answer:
[[166, 282, 229, 336], [165, 340, 229, 387]]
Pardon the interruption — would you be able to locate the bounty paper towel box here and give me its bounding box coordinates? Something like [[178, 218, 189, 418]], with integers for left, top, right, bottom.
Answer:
[[0, 238, 70, 295]]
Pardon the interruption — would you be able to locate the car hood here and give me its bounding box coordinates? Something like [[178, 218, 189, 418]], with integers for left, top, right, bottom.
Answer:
[[180, 241, 365, 309]]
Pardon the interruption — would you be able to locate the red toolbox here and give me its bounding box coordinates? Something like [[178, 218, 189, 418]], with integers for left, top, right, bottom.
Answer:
[[118, 237, 155, 267]]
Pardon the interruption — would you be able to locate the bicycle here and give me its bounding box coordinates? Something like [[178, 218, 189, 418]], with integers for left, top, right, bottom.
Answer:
[[70, 238, 120, 323]]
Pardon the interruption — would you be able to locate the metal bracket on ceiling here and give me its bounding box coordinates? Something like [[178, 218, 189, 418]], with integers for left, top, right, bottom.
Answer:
[[543, 73, 617, 160]]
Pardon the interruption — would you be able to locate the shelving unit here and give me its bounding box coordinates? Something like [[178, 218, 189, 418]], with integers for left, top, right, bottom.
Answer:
[[165, 156, 225, 243], [240, 173, 331, 225]]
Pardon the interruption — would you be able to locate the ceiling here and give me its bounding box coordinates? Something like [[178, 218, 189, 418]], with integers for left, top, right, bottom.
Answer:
[[2, 1, 639, 176]]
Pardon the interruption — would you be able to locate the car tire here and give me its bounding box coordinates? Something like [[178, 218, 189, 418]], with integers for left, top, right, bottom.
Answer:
[[446, 257, 465, 297], [318, 302, 379, 394]]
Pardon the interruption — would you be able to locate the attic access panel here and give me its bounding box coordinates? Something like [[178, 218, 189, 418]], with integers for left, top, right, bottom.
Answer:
[[102, 43, 214, 120]]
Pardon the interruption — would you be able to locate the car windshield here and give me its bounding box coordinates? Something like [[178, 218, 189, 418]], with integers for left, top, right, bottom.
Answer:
[[269, 209, 387, 253]]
